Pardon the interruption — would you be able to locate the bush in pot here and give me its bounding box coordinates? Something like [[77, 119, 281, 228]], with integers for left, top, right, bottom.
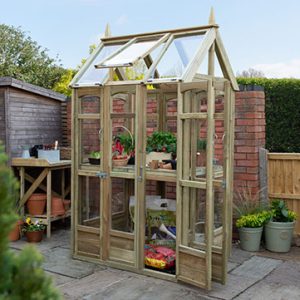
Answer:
[[236, 211, 271, 252], [265, 199, 297, 252]]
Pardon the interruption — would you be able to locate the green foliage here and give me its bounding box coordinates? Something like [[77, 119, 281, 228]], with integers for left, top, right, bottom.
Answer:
[[89, 151, 101, 159], [22, 217, 46, 232], [236, 211, 271, 228], [146, 131, 177, 153], [237, 77, 300, 152], [0, 145, 61, 299], [233, 186, 267, 218], [118, 133, 135, 155], [53, 68, 76, 97], [0, 24, 67, 90], [270, 199, 297, 222]]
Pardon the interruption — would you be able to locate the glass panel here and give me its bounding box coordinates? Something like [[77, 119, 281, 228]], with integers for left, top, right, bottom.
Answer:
[[144, 180, 176, 274], [149, 34, 205, 80], [103, 40, 159, 67], [78, 175, 100, 228], [77, 44, 121, 85], [111, 178, 134, 232], [80, 94, 100, 114], [79, 119, 101, 166], [213, 187, 224, 247]]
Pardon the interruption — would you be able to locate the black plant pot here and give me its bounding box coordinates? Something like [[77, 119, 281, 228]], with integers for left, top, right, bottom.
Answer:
[[128, 156, 135, 165], [89, 158, 101, 165]]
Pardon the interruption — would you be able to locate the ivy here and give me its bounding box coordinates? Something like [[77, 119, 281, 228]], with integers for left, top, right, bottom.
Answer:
[[237, 78, 300, 152]]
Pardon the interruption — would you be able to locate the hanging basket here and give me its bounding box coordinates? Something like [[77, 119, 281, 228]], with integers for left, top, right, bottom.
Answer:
[[112, 125, 133, 167]]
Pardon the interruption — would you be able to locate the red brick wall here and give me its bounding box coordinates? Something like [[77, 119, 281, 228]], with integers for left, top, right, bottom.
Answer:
[[234, 90, 265, 194], [63, 88, 266, 194]]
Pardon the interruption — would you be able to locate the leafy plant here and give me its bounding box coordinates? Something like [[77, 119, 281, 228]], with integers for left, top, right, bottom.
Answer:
[[89, 151, 101, 159], [146, 131, 177, 153], [0, 144, 61, 299], [270, 199, 297, 222], [233, 186, 267, 218], [118, 133, 135, 155], [22, 217, 46, 232], [236, 211, 271, 228]]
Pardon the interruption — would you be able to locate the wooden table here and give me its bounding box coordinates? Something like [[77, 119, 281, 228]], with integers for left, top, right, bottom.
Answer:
[[12, 158, 71, 238]]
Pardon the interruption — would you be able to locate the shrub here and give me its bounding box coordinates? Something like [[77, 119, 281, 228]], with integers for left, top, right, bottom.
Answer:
[[270, 199, 297, 222], [0, 144, 61, 299], [237, 78, 300, 152], [236, 211, 271, 228]]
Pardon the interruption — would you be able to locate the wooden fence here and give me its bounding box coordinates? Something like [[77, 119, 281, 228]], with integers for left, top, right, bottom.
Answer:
[[268, 153, 300, 235]]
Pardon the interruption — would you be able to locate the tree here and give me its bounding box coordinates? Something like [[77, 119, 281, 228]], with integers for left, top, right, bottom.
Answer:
[[237, 68, 265, 78], [0, 144, 61, 299], [0, 24, 65, 89]]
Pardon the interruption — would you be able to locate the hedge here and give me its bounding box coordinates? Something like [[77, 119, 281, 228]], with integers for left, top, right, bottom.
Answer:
[[237, 78, 300, 153]]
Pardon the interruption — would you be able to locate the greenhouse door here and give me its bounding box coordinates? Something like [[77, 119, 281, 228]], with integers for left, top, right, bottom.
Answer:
[[176, 81, 234, 289]]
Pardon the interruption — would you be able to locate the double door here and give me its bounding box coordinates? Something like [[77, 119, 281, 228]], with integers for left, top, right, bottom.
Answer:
[[72, 81, 234, 289]]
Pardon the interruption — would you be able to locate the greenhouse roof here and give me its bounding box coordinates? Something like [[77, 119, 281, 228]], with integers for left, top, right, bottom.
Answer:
[[71, 21, 238, 90]]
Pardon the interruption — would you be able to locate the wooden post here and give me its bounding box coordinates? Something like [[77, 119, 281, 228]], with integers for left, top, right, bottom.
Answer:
[[19, 167, 25, 215], [259, 148, 269, 205], [46, 169, 52, 238], [205, 79, 215, 289], [135, 85, 146, 270]]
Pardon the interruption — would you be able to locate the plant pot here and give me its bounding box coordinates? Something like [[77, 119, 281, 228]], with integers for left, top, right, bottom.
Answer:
[[63, 199, 71, 211], [27, 193, 47, 215], [265, 221, 295, 252], [238, 226, 263, 252], [88, 158, 100, 165], [25, 230, 44, 243], [9, 220, 23, 241], [51, 197, 65, 216]]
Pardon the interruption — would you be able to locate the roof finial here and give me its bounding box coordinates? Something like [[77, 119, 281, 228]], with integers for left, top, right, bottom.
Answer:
[[208, 7, 215, 25], [104, 23, 111, 37]]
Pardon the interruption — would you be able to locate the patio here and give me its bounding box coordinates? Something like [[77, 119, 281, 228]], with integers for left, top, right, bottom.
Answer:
[[10, 224, 300, 300]]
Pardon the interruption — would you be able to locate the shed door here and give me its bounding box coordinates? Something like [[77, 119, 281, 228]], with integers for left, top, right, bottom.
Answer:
[[176, 81, 234, 289]]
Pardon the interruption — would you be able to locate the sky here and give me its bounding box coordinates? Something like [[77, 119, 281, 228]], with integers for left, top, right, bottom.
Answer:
[[1, 0, 300, 78]]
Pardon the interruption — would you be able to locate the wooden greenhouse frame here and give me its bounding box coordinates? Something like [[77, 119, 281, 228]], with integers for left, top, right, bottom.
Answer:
[[70, 11, 238, 290]]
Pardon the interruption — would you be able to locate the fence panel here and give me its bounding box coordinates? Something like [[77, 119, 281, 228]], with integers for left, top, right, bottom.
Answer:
[[268, 153, 300, 235]]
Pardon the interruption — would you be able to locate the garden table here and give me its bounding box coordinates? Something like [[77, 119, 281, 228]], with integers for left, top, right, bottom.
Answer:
[[12, 158, 71, 238]]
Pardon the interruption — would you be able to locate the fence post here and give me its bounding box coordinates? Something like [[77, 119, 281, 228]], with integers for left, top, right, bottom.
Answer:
[[259, 147, 268, 204]]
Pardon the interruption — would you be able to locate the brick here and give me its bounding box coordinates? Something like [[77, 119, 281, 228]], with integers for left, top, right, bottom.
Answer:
[[236, 159, 259, 167], [246, 125, 265, 133], [236, 146, 258, 153], [235, 173, 259, 181], [234, 153, 247, 160], [247, 167, 259, 174]]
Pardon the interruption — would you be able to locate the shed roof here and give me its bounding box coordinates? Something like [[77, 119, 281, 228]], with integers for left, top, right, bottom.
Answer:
[[0, 77, 67, 102]]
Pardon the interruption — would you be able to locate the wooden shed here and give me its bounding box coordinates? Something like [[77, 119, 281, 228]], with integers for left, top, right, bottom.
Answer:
[[0, 77, 66, 160], [70, 11, 238, 290]]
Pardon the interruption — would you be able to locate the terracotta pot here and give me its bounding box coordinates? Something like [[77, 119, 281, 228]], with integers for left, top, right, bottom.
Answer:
[[9, 220, 23, 241], [63, 199, 71, 211], [51, 197, 65, 216], [27, 193, 47, 215], [25, 230, 44, 243]]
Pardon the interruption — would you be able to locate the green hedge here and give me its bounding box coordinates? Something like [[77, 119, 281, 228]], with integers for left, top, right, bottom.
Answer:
[[237, 78, 300, 152]]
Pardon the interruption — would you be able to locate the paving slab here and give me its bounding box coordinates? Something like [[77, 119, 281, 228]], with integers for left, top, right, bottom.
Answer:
[[230, 256, 282, 279], [10, 229, 70, 253], [85, 275, 213, 300], [229, 245, 254, 265], [60, 268, 131, 299], [236, 282, 300, 300], [42, 247, 103, 279], [263, 261, 300, 286], [45, 271, 75, 286], [208, 273, 258, 300]]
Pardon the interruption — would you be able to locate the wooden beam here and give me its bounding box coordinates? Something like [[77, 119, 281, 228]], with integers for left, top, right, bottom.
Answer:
[[18, 168, 49, 210], [215, 31, 239, 91]]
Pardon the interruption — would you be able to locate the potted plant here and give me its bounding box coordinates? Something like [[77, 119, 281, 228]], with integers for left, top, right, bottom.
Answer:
[[236, 210, 271, 252], [146, 131, 176, 164], [118, 133, 135, 165], [88, 151, 101, 165], [265, 199, 297, 252], [22, 217, 46, 243]]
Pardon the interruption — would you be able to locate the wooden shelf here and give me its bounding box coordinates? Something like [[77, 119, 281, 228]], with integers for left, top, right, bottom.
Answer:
[[28, 210, 71, 225]]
